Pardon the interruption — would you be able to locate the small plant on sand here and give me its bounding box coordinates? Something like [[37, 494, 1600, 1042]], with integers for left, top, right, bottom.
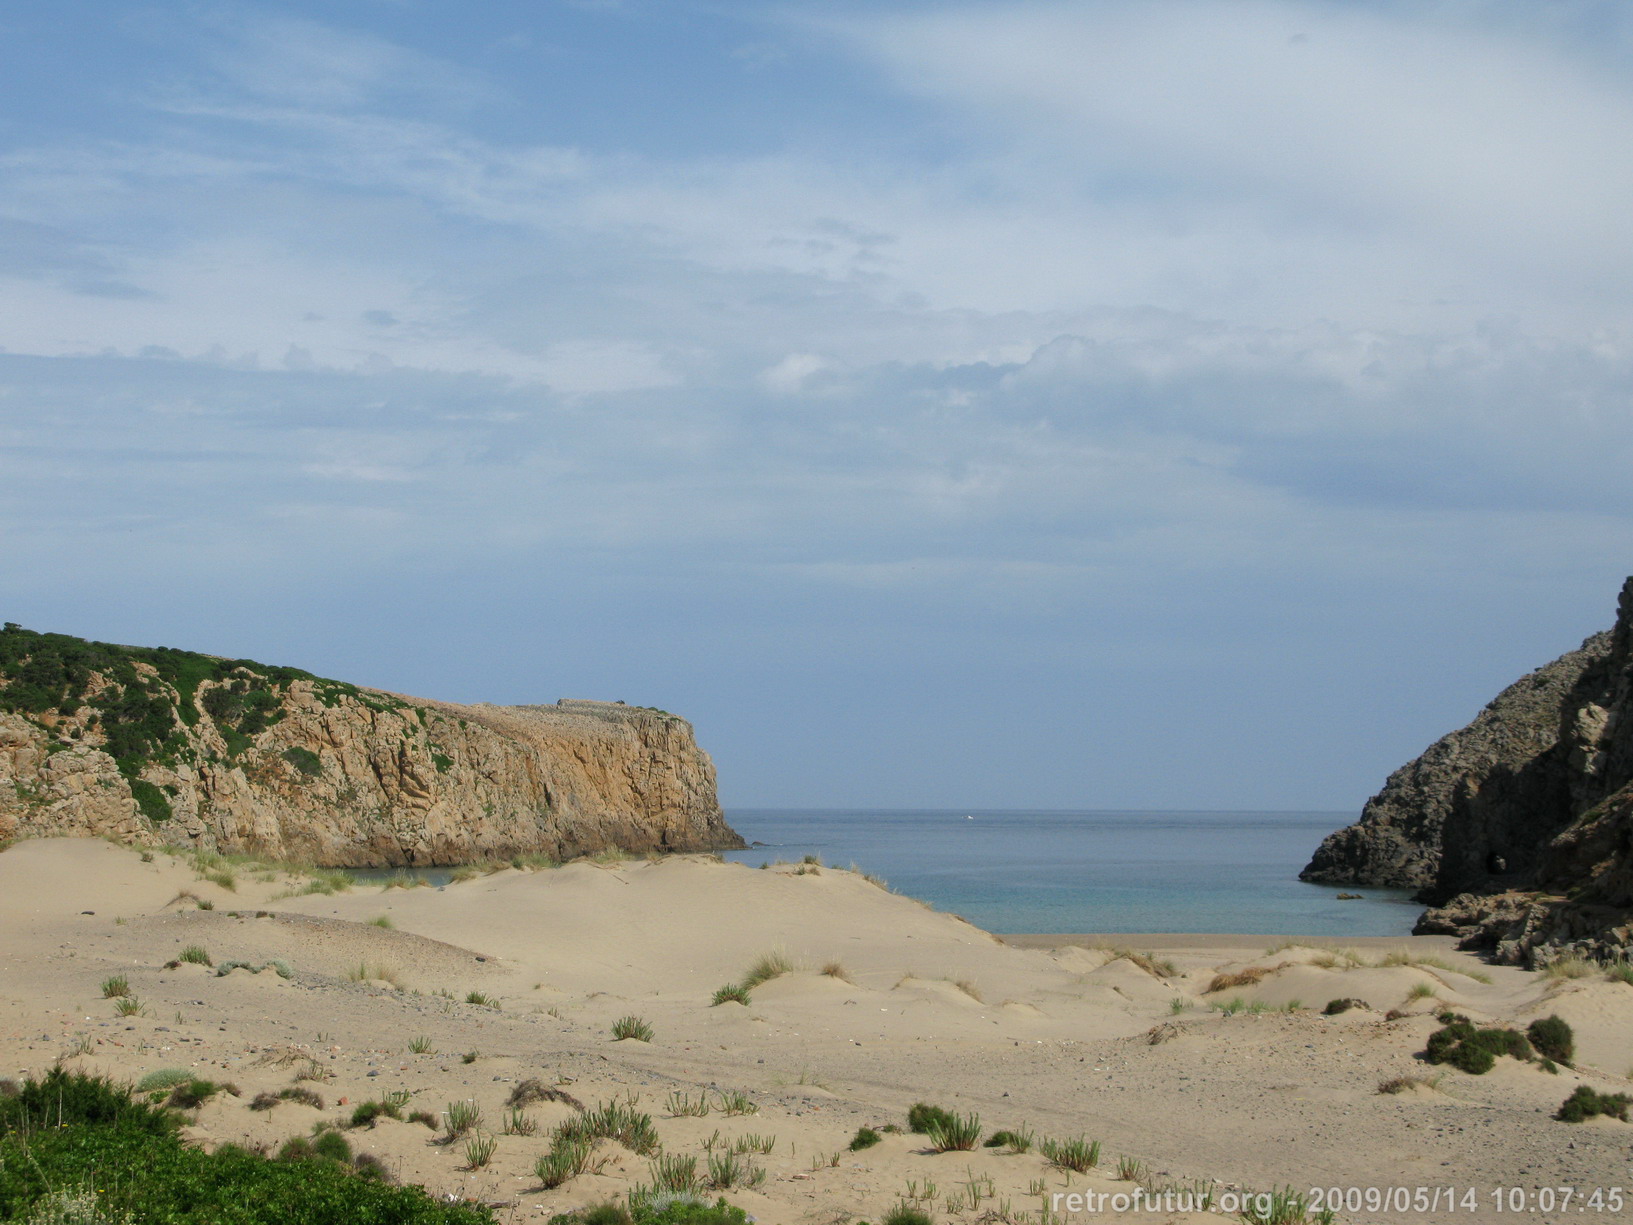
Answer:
[[534, 1137, 600, 1189], [1322, 997, 1367, 1015], [665, 1091, 711, 1117], [178, 944, 212, 966], [101, 974, 131, 999], [464, 990, 498, 1008], [1542, 956, 1597, 980], [984, 1125, 1033, 1153], [508, 1078, 585, 1111], [850, 1126, 883, 1151], [349, 1097, 406, 1128], [368, 915, 394, 929], [907, 1102, 957, 1134], [715, 1089, 757, 1116], [732, 1132, 776, 1155], [442, 1099, 482, 1140], [461, 1051, 479, 1065], [711, 984, 751, 1006], [925, 1110, 981, 1152], [407, 1035, 435, 1054], [612, 1015, 654, 1042], [1238, 1185, 1332, 1225], [1168, 996, 1186, 1014], [647, 1152, 701, 1193], [463, 1133, 497, 1169], [1407, 981, 1437, 1000], [1424, 1015, 1531, 1074], [821, 961, 850, 980], [706, 1150, 760, 1189], [1040, 1135, 1101, 1172], [740, 950, 795, 990], [1527, 1015, 1575, 1065], [553, 1097, 660, 1156], [1378, 1074, 1442, 1094], [503, 1107, 537, 1135], [1116, 1155, 1149, 1182], [882, 1208, 934, 1225], [113, 996, 145, 1018], [1555, 1086, 1631, 1123], [167, 1078, 232, 1109]]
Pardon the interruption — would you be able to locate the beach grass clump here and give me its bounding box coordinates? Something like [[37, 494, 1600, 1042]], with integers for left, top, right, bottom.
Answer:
[[463, 1133, 497, 1170], [250, 1086, 325, 1111], [1040, 1134, 1101, 1172], [553, 1098, 660, 1156], [1100, 947, 1178, 978], [740, 950, 795, 990], [464, 990, 499, 1008], [881, 1208, 934, 1225], [820, 960, 849, 980], [665, 1091, 710, 1117], [407, 1035, 435, 1054], [611, 1015, 654, 1042], [368, 915, 394, 929], [1527, 1015, 1574, 1065], [850, 1126, 883, 1151], [276, 869, 353, 899], [1238, 1185, 1332, 1225], [648, 1153, 701, 1194], [349, 1096, 407, 1128], [1206, 964, 1282, 993], [178, 944, 212, 966], [113, 996, 145, 1018], [1542, 956, 1597, 980], [1604, 957, 1633, 985], [714, 1089, 757, 1116], [441, 1099, 482, 1140], [100, 974, 131, 999], [1555, 1085, 1631, 1123], [711, 983, 751, 1006], [705, 1150, 763, 1189], [534, 1138, 600, 1189], [1378, 1074, 1442, 1094], [507, 1078, 584, 1111], [1321, 997, 1367, 1015], [135, 1068, 194, 1093], [503, 1107, 537, 1136], [924, 1110, 981, 1152], [166, 1078, 233, 1109]]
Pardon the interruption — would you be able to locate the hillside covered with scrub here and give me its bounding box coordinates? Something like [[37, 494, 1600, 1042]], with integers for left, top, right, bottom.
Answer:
[[0, 623, 740, 864]]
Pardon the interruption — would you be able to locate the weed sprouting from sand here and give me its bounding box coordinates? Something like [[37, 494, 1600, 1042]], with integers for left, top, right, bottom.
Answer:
[[508, 1079, 585, 1111], [461, 1051, 479, 1065], [907, 1102, 956, 1134], [706, 1151, 761, 1189], [883, 1206, 933, 1225], [1214, 996, 1247, 1016], [732, 1133, 776, 1155], [1378, 1074, 1442, 1094], [367, 915, 394, 929], [612, 1015, 654, 1042], [715, 1089, 758, 1116], [1284, 998, 1304, 1012], [534, 1138, 600, 1189], [166, 1078, 233, 1109], [924, 1111, 981, 1152], [178, 944, 212, 966], [441, 1099, 482, 1140], [665, 1091, 711, 1117], [113, 996, 145, 1018], [1041, 1135, 1100, 1172], [850, 1126, 882, 1151], [407, 1035, 434, 1054], [711, 984, 751, 1006], [740, 950, 795, 990], [464, 990, 499, 1008], [1236, 1185, 1331, 1225], [1206, 964, 1283, 993], [1099, 947, 1178, 978], [347, 962, 403, 989], [553, 1098, 660, 1156], [984, 1126, 1033, 1154], [100, 975, 130, 999], [949, 978, 983, 1002], [820, 960, 849, 981], [275, 870, 352, 899], [1115, 1155, 1149, 1182], [462, 1133, 497, 1169], [1167, 996, 1186, 1014], [136, 1068, 193, 1092], [1605, 959, 1633, 986], [1407, 981, 1437, 1000], [502, 1108, 537, 1136]]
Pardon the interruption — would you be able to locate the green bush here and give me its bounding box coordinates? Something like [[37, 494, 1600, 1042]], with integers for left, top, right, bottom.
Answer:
[[282, 747, 323, 777], [1423, 1019, 1532, 1074], [906, 1102, 956, 1134], [710, 984, 750, 1006], [0, 1070, 493, 1223], [1556, 1086, 1631, 1123], [881, 1207, 934, 1225], [925, 1111, 981, 1152], [849, 1126, 882, 1151], [1527, 1015, 1574, 1065]]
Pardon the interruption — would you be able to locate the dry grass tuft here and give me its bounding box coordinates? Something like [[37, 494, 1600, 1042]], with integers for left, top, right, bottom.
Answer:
[[1205, 963, 1287, 994]]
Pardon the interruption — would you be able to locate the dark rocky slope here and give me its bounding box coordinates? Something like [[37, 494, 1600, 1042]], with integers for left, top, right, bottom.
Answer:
[[1302, 581, 1633, 964]]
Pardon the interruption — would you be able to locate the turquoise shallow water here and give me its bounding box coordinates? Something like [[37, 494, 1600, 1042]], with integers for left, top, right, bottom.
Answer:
[[721, 809, 1420, 936]]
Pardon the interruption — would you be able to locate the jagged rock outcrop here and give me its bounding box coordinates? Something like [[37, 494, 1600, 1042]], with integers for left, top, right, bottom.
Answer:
[[1302, 580, 1633, 963], [0, 625, 740, 865]]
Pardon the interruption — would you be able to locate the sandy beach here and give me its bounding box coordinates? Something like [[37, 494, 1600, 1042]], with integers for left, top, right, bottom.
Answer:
[[3, 838, 1629, 1223]]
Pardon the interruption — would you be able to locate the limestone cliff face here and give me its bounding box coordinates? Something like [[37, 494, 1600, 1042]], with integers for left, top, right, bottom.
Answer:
[[1302, 579, 1633, 963], [0, 627, 740, 864]]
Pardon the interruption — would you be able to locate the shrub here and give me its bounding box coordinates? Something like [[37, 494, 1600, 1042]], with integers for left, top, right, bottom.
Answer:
[[906, 1102, 956, 1134], [552, 1099, 660, 1157], [134, 1068, 192, 1093], [311, 1130, 353, 1163], [1424, 1018, 1532, 1074], [849, 1126, 882, 1151], [710, 984, 750, 1006], [535, 1138, 598, 1189], [612, 1015, 655, 1042], [1527, 1015, 1575, 1065], [882, 1209, 934, 1225], [984, 1126, 1033, 1152], [166, 1079, 231, 1110], [178, 945, 212, 966], [925, 1110, 981, 1152], [282, 746, 323, 777], [350, 1098, 404, 1128], [1556, 1086, 1631, 1123], [1322, 997, 1367, 1015], [464, 991, 498, 1008]]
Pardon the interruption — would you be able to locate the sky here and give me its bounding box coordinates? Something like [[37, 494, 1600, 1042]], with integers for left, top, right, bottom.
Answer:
[[3, 0, 1632, 811]]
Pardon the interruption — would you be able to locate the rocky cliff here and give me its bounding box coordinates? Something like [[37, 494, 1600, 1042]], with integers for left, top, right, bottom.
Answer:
[[0, 624, 741, 865], [1301, 581, 1633, 964]]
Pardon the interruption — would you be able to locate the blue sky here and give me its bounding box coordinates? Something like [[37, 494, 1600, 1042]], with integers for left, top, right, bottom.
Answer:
[[4, 0, 1632, 809]]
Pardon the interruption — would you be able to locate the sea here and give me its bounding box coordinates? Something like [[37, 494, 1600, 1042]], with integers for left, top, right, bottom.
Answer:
[[719, 809, 1419, 937]]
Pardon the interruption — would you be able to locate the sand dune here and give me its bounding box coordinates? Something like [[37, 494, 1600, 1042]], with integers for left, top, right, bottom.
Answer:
[[2, 838, 1629, 1222]]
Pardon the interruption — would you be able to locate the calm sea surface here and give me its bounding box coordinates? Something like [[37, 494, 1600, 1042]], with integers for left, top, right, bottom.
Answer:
[[721, 809, 1419, 936]]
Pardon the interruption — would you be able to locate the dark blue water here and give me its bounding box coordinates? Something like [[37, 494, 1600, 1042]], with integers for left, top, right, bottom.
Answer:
[[722, 809, 1418, 936]]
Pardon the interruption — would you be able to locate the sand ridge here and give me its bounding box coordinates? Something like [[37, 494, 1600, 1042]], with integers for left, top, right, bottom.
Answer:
[[2, 838, 1630, 1223]]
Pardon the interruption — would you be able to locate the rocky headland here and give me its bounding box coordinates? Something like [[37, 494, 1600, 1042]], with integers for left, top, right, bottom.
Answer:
[[1303, 580, 1633, 964], [0, 623, 740, 864]]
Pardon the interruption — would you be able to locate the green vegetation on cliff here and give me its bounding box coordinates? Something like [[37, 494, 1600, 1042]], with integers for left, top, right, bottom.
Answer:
[[0, 623, 400, 804]]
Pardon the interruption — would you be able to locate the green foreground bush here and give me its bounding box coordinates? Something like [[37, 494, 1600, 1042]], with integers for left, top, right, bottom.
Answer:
[[0, 1069, 492, 1224]]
